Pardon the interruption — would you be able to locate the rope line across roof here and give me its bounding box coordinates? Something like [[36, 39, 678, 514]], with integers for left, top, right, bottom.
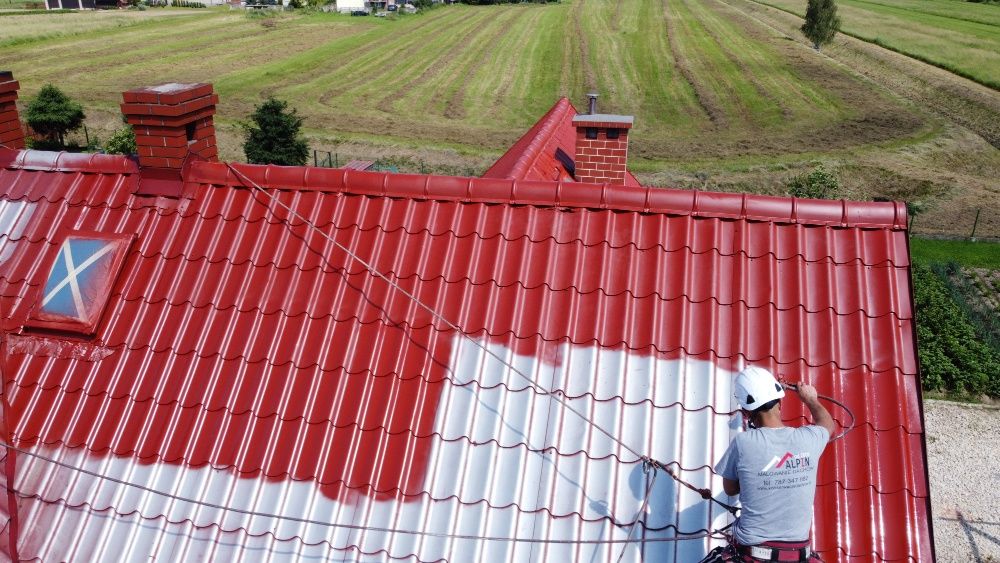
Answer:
[[225, 163, 653, 465], [0, 442, 729, 544]]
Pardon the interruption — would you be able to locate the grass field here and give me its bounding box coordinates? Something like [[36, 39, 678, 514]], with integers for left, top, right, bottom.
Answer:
[[753, 0, 1000, 89], [0, 1, 998, 238], [910, 238, 1000, 269], [0, 3, 924, 157]]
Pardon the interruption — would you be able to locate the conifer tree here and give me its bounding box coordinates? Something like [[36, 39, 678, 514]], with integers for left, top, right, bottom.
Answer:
[[25, 84, 85, 147], [242, 97, 309, 166], [801, 0, 841, 51]]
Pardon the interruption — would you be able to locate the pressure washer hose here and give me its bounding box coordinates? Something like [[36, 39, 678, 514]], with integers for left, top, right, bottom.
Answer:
[[781, 382, 856, 442]]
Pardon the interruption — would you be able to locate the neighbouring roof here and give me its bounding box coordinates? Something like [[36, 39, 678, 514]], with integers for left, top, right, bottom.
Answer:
[[483, 97, 642, 187], [0, 133, 931, 562]]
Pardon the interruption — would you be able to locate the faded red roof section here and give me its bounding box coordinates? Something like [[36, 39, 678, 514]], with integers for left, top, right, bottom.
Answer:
[[483, 97, 642, 187], [0, 98, 931, 561]]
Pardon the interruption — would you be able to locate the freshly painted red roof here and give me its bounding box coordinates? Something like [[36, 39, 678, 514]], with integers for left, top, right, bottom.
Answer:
[[0, 146, 930, 562], [483, 97, 642, 187]]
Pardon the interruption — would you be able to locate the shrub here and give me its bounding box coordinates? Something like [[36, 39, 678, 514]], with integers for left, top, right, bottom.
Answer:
[[787, 164, 839, 199], [104, 126, 137, 155]]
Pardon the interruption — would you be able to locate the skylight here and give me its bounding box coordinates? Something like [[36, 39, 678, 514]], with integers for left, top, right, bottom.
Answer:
[[26, 231, 132, 335]]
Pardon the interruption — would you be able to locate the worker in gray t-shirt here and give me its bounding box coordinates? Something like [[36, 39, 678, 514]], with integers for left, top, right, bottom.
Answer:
[[712, 366, 834, 561]]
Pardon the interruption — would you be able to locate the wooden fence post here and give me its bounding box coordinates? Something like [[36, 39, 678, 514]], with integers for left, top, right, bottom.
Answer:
[[970, 208, 981, 241]]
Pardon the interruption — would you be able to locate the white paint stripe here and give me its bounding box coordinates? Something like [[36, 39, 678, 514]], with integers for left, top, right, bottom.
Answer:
[[14, 339, 738, 562]]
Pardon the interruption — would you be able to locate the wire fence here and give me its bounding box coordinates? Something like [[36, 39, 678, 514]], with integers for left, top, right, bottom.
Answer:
[[911, 207, 1000, 242]]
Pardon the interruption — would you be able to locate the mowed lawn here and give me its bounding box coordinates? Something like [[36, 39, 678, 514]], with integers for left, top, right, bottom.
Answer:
[[755, 0, 1000, 89], [0, 1, 923, 162]]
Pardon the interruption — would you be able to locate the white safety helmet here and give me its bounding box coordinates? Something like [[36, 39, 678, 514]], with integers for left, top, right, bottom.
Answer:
[[734, 366, 785, 411]]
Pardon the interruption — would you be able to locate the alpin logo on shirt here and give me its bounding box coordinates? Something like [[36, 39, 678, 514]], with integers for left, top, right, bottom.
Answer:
[[762, 451, 812, 472]]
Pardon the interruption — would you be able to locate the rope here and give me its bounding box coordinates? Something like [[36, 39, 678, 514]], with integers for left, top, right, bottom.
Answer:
[[616, 458, 660, 562], [225, 163, 649, 464], [0, 440, 724, 545], [644, 457, 740, 516]]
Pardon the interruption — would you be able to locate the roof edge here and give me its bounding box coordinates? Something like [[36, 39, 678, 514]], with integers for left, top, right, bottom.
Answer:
[[188, 160, 909, 229], [0, 148, 138, 175]]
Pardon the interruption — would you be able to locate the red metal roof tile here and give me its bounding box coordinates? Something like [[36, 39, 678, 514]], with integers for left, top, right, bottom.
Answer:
[[0, 146, 931, 562], [483, 98, 643, 187]]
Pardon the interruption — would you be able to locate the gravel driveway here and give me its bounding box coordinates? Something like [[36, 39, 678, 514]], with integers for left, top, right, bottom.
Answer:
[[924, 399, 1000, 562]]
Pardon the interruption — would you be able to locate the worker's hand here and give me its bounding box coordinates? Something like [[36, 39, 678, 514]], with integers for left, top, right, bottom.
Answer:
[[796, 383, 819, 405]]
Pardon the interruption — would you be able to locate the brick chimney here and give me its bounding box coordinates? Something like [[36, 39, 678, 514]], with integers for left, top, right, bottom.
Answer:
[[120, 83, 218, 170], [0, 71, 26, 150], [572, 113, 633, 185]]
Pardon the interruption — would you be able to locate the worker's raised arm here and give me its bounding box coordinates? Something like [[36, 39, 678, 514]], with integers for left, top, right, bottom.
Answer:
[[796, 384, 835, 440]]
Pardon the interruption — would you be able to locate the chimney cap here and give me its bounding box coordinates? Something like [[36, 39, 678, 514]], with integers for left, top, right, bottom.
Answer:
[[122, 82, 213, 106], [573, 114, 634, 128]]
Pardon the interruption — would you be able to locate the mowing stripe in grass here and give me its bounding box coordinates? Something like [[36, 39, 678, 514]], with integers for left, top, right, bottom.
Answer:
[[216, 12, 443, 99], [0, 10, 211, 48], [398, 8, 527, 118], [668, 0, 771, 124], [497, 6, 562, 125]]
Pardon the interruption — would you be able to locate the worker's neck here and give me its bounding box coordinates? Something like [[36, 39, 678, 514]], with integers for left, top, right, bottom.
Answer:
[[756, 409, 784, 429]]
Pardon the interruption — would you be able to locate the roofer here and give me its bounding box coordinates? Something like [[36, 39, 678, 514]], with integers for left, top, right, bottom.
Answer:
[[703, 366, 835, 563]]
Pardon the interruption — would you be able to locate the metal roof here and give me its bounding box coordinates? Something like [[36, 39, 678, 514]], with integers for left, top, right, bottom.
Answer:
[[0, 146, 931, 562], [482, 97, 642, 187]]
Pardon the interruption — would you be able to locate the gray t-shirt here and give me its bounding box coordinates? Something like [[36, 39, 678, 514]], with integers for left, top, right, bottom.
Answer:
[[714, 425, 829, 545]]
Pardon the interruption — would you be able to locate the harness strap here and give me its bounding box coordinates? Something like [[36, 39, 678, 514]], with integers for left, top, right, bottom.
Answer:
[[736, 544, 810, 562]]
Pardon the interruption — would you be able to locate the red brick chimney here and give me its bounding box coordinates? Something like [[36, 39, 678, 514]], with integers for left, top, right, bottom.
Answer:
[[572, 112, 633, 185], [0, 71, 26, 150], [120, 83, 219, 170]]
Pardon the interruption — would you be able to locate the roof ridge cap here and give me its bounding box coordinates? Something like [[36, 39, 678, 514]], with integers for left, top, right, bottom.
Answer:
[[481, 97, 575, 181], [0, 148, 138, 174], [507, 97, 575, 181], [187, 161, 907, 229]]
